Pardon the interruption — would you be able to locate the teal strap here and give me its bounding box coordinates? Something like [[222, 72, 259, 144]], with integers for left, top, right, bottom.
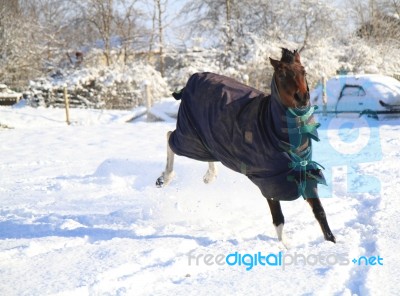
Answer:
[[287, 149, 325, 197], [285, 105, 324, 196], [284, 123, 320, 143], [286, 122, 320, 135], [288, 158, 325, 170], [286, 105, 320, 141], [301, 123, 320, 134], [288, 105, 318, 121]]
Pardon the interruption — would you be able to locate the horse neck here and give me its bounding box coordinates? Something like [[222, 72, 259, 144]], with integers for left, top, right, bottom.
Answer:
[[269, 77, 310, 151]]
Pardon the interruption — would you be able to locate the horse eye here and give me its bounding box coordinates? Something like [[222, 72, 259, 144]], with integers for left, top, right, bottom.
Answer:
[[278, 71, 286, 80]]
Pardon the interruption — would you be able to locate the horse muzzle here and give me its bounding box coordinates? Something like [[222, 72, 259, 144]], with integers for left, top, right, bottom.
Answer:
[[294, 90, 310, 107]]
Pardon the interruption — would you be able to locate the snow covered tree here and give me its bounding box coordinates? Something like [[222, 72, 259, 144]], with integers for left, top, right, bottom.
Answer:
[[353, 0, 400, 43], [179, 0, 243, 51], [288, 0, 341, 52], [178, 0, 340, 64], [154, 0, 167, 77], [21, 0, 90, 67], [68, 0, 146, 67], [114, 0, 144, 64], [0, 0, 44, 88], [85, 0, 114, 66]]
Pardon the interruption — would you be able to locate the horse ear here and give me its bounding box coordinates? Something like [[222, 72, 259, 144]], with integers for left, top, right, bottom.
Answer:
[[294, 51, 301, 63], [269, 57, 281, 70]]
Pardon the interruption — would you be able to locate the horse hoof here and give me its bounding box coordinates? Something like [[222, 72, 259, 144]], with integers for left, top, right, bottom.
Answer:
[[203, 171, 217, 184], [325, 233, 336, 243], [156, 172, 175, 187], [156, 176, 164, 188]]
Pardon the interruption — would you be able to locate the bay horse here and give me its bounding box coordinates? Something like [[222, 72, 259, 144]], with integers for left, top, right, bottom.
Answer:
[[156, 48, 336, 244]]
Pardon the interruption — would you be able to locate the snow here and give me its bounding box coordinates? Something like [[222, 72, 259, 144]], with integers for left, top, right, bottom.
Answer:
[[28, 63, 171, 109], [1, 103, 399, 295]]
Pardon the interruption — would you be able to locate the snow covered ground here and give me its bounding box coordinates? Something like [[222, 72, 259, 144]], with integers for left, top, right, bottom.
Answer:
[[1, 103, 399, 295]]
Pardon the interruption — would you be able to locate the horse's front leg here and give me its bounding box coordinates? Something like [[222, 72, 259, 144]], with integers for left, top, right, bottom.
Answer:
[[156, 131, 175, 187], [304, 180, 336, 243], [203, 162, 217, 184], [306, 198, 336, 243], [267, 199, 285, 241]]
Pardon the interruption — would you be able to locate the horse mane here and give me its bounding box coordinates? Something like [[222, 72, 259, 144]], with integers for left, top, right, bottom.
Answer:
[[280, 48, 297, 64]]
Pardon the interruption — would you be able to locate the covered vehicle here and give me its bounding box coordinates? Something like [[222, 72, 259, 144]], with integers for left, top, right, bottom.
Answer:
[[311, 74, 400, 117]]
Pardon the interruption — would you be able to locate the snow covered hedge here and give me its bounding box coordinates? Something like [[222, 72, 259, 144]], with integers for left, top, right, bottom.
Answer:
[[28, 63, 170, 109], [24, 38, 400, 110]]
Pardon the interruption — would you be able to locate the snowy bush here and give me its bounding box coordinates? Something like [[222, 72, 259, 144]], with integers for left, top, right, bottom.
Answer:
[[25, 37, 400, 110], [28, 62, 170, 109]]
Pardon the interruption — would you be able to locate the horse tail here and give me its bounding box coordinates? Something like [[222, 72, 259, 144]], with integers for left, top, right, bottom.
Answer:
[[172, 88, 184, 100]]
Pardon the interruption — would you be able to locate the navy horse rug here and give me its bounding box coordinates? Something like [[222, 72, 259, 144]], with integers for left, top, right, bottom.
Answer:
[[168, 72, 326, 201]]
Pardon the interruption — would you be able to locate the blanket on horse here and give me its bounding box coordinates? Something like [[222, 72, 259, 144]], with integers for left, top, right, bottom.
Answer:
[[169, 72, 325, 201]]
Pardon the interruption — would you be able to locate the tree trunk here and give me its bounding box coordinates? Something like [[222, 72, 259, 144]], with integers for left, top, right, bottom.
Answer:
[[225, 0, 232, 50], [156, 0, 165, 77]]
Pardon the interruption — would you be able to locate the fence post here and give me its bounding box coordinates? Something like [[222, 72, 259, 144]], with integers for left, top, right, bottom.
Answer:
[[63, 85, 70, 125], [322, 75, 327, 116], [143, 80, 152, 121]]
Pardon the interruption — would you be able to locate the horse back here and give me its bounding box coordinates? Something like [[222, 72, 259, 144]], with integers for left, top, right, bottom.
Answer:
[[184, 72, 264, 106]]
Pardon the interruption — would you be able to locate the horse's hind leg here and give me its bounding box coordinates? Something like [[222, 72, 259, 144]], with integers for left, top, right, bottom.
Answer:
[[156, 131, 175, 187], [203, 162, 217, 184], [267, 199, 285, 241]]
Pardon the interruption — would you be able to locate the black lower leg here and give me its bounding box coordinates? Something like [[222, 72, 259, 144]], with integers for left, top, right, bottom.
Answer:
[[267, 199, 284, 227], [306, 198, 336, 243]]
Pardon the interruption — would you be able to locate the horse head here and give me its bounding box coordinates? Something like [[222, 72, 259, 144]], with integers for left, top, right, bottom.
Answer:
[[269, 48, 310, 109]]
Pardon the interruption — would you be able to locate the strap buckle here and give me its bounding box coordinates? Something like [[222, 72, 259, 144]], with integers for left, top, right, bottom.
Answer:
[[299, 160, 308, 167]]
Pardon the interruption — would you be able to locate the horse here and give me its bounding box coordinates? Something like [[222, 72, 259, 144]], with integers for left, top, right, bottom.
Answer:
[[156, 48, 336, 244]]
